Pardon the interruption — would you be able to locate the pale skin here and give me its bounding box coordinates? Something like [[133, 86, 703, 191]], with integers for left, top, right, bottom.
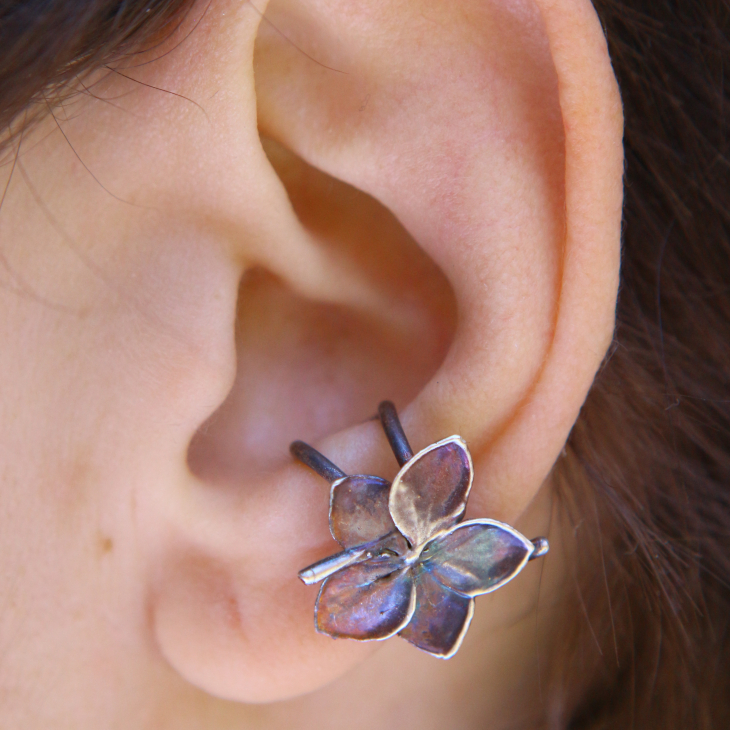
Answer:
[[0, 0, 622, 727]]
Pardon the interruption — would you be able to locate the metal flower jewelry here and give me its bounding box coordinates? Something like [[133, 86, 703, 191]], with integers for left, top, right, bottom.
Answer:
[[291, 401, 549, 659]]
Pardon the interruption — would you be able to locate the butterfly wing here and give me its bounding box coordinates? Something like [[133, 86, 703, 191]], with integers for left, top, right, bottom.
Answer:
[[398, 569, 474, 658], [329, 475, 397, 549], [388, 436, 473, 547], [420, 518, 535, 597], [315, 555, 416, 641]]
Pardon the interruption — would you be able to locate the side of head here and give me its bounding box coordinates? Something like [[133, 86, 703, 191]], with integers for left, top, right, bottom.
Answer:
[[0, 0, 727, 727]]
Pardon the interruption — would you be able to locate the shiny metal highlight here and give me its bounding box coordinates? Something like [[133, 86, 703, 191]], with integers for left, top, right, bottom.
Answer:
[[298, 547, 368, 585], [529, 536, 550, 560]]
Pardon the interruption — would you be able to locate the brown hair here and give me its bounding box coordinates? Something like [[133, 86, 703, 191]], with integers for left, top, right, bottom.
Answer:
[[0, 0, 193, 144], [1, 1, 728, 727], [549, 1, 730, 726]]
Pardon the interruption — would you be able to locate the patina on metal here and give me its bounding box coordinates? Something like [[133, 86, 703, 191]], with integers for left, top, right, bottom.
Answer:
[[291, 401, 550, 659]]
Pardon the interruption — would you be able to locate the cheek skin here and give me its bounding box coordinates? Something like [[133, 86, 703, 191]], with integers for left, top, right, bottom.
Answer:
[[0, 1, 278, 710], [0, 235, 241, 719]]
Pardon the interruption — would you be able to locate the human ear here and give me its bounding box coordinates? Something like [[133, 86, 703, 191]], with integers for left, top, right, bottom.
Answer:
[[3, 0, 618, 707], [147, 0, 622, 703], [250, 0, 623, 523]]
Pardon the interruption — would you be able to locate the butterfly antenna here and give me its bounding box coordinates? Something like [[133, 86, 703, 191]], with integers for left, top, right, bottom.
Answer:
[[378, 401, 414, 467], [290, 441, 347, 483]]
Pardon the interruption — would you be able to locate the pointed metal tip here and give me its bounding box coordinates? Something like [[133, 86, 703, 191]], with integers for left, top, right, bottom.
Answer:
[[298, 547, 368, 585], [298, 568, 318, 585], [529, 537, 550, 560]]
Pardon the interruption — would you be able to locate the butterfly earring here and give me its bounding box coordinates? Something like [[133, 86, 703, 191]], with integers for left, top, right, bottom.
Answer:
[[290, 401, 549, 659]]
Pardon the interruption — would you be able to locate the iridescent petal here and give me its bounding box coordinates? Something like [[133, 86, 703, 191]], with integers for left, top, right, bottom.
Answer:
[[329, 475, 395, 549], [399, 569, 474, 659], [421, 519, 534, 597], [315, 555, 415, 640], [388, 436, 473, 547]]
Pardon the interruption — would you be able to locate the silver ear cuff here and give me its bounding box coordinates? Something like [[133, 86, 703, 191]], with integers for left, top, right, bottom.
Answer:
[[291, 401, 549, 659]]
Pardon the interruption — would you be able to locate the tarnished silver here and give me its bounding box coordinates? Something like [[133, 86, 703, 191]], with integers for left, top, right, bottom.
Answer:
[[291, 401, 550, 659]]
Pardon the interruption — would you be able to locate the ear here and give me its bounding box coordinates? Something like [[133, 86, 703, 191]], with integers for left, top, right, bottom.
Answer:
[[149, 0, 622, 703]]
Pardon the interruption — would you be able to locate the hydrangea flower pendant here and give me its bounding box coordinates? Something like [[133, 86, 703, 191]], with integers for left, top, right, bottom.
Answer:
[[291, 402, 549, 659]]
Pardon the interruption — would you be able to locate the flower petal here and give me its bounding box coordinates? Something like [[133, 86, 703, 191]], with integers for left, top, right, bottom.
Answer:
[[315, 555, 415, 640], [399, 569, 474, 658], [330, 475, 396, 549], [421, 519, 534, 597], [388, 436, 473, 547]]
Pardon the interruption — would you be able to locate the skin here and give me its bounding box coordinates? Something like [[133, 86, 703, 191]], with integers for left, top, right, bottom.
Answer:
[[0, 0, 622, 727]]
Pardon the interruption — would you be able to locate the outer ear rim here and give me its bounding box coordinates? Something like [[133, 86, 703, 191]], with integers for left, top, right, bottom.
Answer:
[[468, 0, 624, 521]]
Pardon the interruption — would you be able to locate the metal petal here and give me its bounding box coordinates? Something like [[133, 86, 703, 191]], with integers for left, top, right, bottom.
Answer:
[[315, 555, 416, 641], [388, 436, 473, 547], [421, 519, 534, 597], [399, 569, 474, 659], [330, 475, 396, 549]]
